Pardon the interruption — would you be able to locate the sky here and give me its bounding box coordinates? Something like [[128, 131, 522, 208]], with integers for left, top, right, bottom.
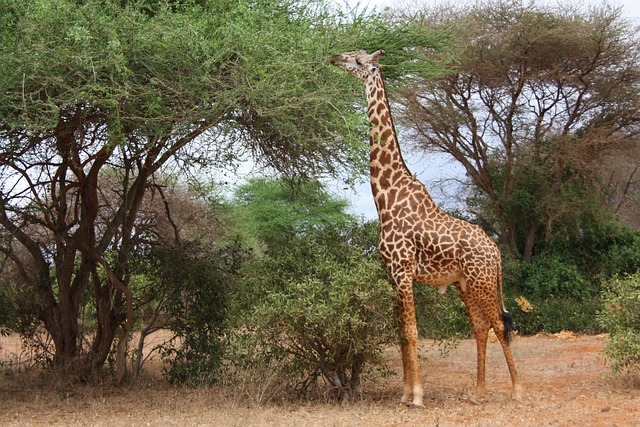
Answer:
[[333, 0, 640, 220], [353, 0, 640, 20]]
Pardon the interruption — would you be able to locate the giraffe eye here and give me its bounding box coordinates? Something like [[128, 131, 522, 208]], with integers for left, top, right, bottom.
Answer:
[[355, 58, 362, 66]]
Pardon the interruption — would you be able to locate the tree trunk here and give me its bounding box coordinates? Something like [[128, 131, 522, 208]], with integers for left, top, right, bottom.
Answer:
[[499, 224, 520, 257], [89, 280, 121, 371], [523, 223, 541, 262]]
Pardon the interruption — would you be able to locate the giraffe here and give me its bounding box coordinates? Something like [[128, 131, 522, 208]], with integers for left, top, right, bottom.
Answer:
[[329, 49, 523, 408]]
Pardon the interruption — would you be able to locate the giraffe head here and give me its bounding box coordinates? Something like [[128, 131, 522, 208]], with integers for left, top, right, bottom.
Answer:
[[328, 49, 385, 82]]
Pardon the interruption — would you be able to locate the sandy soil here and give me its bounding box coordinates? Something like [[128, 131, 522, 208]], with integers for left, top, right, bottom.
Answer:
[[1, 332, 639, 426]]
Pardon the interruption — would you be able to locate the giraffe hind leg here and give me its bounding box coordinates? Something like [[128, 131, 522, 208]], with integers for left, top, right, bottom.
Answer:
[[461, 277, 524, 402], [471, 321, 490, 404], [490, 308, 523, 401], [456, 283, 490, 402]]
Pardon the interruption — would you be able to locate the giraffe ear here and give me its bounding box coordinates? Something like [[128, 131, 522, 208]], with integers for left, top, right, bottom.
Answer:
[[371, 50, 385, 61]]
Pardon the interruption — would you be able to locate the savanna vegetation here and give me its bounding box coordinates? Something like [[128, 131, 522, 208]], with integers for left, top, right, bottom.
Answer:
[[1, 0, 639, 403]]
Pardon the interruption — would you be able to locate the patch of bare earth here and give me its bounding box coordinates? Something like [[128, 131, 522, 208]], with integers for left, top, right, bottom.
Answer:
[[1, 332, 640, 426]]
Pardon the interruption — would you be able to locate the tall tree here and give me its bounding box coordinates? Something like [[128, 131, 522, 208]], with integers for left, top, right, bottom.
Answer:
[[397, 1, 640, 260], [0, 0, 441, 377]]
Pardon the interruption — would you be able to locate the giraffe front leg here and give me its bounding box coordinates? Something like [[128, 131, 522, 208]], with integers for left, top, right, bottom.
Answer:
[[399, 336, 423, 408], [396, 281, 424, 408]]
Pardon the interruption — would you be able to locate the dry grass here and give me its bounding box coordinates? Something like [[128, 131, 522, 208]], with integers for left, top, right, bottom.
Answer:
[[2, 333, 640, 426]]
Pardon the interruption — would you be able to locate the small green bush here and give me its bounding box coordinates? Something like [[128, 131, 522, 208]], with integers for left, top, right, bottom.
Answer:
[[146, 242, 231, 386], [598, 272, 640, 376], [507, 254, 595, 301], [501, 253, 603, 334], [226, 255, 397, 401], [511, 296, 603, 335]]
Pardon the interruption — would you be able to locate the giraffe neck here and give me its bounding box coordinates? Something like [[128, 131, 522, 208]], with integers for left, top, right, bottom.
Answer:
[[365, 71, 412, 198]]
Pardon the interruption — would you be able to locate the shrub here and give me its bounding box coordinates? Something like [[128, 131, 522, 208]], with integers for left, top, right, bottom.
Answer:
[[512, 254, 595, 301], [147, 242, 232, 386], [512, 296, 603, 335], [501, 253, 603, 334], [598, 272, 640, 376], [414, 284, 470, 340], [225, 255, 397, 401]]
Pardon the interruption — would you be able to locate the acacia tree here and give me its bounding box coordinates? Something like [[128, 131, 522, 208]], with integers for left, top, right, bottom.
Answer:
[[398, 1, 640, 260], [0, 0, 436, 378]]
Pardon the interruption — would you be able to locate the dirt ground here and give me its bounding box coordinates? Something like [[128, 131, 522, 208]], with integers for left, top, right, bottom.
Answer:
[[1, 332, 640, 426]]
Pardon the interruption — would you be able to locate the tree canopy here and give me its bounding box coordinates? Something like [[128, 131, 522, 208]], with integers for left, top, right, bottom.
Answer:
[[397, 0, 640, 260], [0, 0, 445, 377], [231, 177, 351, 251]]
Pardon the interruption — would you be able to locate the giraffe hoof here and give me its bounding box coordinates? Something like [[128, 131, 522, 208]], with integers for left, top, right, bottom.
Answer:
[[409, 403, 425, 409], [512, 385, 524, 402], [469, 393, 485, 405]]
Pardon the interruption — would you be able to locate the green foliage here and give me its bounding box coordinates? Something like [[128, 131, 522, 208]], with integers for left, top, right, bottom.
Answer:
[[226, 177, 381, 301], [496, 225, 640, 335], [500, 253, 603, 334], [598, 273, 640, 376], [231, 178, 351, 251], [512, 254, 595, 301], [0, 284, 14, 331], [0, 279, 47, 349], [413, 285, 470, 340], [510, 296, 603, 336], [0, 0, 404, 178], [228, 247, 396, 400], [144, 242, 234, 386], [224, 181, 394, 400], [549, 223, 640, 280]]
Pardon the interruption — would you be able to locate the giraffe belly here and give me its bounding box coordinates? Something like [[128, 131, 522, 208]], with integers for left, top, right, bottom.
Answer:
[[413, 264, 463, 288]]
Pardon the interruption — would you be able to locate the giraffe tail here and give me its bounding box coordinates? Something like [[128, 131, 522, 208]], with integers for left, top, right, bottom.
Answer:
[[502, 311, 514, 345], [498, 267, 514, 345]]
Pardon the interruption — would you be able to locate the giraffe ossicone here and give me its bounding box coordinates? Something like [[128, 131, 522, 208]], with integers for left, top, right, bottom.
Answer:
[[330, 49, 523, 408]]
